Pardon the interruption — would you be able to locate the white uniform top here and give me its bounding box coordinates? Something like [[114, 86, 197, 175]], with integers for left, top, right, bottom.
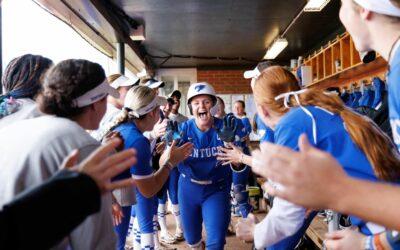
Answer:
[[0, 115, 116, 250], [90, 103, 121, 141], [0, 98, 42, 130], [254, 196, 306, 249]]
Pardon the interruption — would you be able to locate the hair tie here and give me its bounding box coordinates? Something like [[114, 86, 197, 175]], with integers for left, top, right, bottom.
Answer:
[[274, 89, 307, 108], [274, 89, 318, 144]]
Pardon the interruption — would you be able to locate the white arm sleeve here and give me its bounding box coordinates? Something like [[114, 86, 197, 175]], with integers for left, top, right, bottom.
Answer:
[[143, 131, 156, 141], [254, 197, 306, 249]]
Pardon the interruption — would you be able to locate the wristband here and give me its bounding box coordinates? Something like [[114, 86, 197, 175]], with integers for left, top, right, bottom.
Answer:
[[374, 234, 384, 250], [164, 161, 174, 170]]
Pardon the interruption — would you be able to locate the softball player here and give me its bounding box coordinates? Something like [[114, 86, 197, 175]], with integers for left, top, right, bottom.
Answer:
[[233, 100, 252, 136], [176, 82, 248, 250], [107, 85, 192, 250], [157, 99, 184, 243], [237, 66, 399, 249]]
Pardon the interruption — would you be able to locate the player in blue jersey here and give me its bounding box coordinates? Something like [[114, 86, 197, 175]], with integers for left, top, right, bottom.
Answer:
[[176, 82, 249, 250], [156, 98, 185, 244], [235, 66, 400, 250], [233, 100, 252, 137], [106, 85, 193, 250]]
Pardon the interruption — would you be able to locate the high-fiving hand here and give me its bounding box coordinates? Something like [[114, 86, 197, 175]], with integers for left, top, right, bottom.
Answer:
[[217, 113, 238, 143]]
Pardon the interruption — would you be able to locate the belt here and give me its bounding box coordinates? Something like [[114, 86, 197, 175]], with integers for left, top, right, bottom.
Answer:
[[181, 174, 223, 185]]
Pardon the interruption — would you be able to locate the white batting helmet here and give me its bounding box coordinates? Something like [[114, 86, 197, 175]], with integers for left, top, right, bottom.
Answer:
[[187, 82, 217, 105]]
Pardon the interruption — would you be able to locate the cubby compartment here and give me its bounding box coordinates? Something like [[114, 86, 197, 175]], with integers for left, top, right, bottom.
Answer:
[[340, 35, 351, 70], [332, 41, 341, 74], [302, 31, 386, 88], [324, 47, 332, 78]]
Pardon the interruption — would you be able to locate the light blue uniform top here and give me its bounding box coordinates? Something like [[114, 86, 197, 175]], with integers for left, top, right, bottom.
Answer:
[[255, 114, 275, 143], [388, 44, 400, 151], [240, 116, 252, 136], [274, 106, 378, 234]]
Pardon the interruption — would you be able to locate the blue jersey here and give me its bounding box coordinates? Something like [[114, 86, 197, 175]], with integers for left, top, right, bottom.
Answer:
[[239, 116, 252, 136], [388, 45, 400, 151], [372, 77, 385, 109], [116, 122, 155, 238], [275, 106, 378, 234], [115, 122, 153, 178], [261, 126, 274, 143], [255, 114, 274, 143], [351, 91, 362, 108], [345, 93, 354, 107], [178, 118, 246, 181], [359, 89, 375, 108]]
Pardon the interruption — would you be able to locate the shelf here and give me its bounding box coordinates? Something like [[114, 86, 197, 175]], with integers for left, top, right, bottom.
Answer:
[[303, 32, 388, 89], [306, 56, 387, 89]]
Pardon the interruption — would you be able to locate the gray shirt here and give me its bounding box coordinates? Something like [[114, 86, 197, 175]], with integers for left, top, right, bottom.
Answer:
[[90, 103, 121, 141], [169, 112, 188, 124], [0, 115, 116, 250]]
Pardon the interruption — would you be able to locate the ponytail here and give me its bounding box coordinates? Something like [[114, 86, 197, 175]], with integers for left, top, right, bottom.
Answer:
[[295, 90, 400, 182], [101, 109, 130, 141]]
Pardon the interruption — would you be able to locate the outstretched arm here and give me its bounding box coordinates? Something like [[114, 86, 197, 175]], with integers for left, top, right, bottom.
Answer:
[[253, 134, 400, 231]]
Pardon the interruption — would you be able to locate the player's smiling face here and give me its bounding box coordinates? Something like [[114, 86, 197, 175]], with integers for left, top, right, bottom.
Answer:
[[191, 95, 213, 127]]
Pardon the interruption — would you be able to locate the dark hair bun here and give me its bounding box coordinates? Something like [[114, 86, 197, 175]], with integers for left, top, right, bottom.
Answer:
[[38, 59, 105, 117]]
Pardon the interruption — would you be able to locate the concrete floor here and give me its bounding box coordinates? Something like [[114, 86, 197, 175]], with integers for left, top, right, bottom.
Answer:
[[126, 212, 266, 250]]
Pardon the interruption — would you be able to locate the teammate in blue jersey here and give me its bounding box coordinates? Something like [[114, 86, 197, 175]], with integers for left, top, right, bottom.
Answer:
[[388, 32, 400, 150], [176, 82, 248, 250], [105, 85, 192, 250], [359, 87, 375, 108], [233, 100, 252, 136], [235, 66, 400, 250], [155, 98, 185, 244], [351, 90, 362, 108]]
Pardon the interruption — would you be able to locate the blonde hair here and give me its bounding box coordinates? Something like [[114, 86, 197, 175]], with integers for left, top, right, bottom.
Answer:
[[107, 74, 123, 84], [254, 66, 400, 181], [103, 85, 157, 139]]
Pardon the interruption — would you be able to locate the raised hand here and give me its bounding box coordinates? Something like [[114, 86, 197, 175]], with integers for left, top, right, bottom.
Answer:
[[217, 113, 238, 143], [216, 143, 243, 166], [102, 131, 125, 152], [152, 119, 168, 139], [235, 213, 258, 242], [159, 140, 193, 167], [163, 120, 182, 146]]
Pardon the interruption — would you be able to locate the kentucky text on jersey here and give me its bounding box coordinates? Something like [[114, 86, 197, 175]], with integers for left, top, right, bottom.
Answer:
[[191, 146, 222, 158]]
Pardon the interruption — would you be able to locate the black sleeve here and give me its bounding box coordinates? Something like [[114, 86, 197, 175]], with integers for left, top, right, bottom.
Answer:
[[0, 169, 101, 250]]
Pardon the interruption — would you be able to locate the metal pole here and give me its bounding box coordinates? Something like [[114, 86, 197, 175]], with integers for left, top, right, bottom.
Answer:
[[117, 42, 125, 75]]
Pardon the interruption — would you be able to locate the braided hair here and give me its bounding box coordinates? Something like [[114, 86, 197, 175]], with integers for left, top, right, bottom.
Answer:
[[0, 54, 53, 118]]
